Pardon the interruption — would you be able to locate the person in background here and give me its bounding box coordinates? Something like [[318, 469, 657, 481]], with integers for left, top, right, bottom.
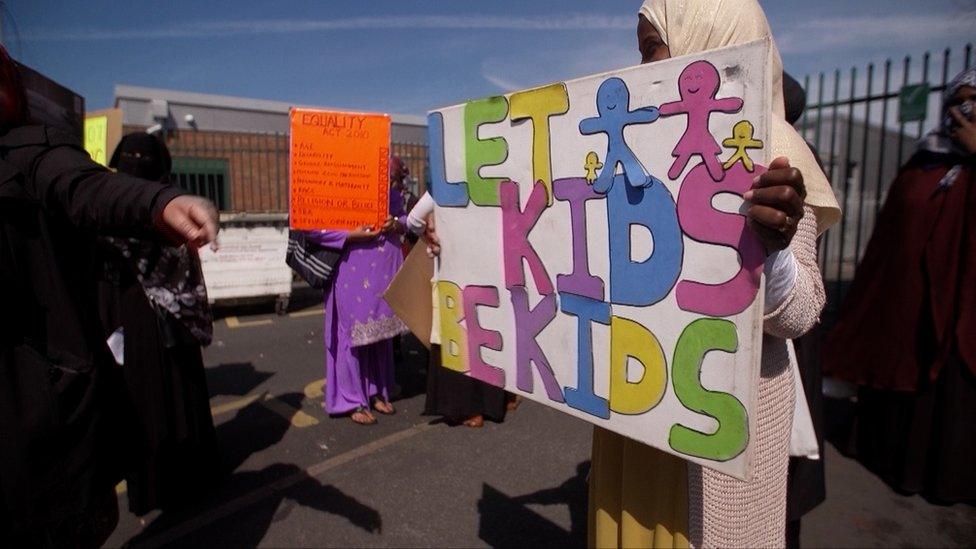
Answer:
[[823, 67, 976, 504], [406, 193, 509, 428], [98, 132, 220, 516], [0, 44, 219, 547], [585, 1, 842, 547], [308, 157, 410, 425]]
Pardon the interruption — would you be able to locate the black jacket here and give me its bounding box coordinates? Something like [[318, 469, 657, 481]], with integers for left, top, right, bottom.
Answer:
[[0, 125, 185, 533]]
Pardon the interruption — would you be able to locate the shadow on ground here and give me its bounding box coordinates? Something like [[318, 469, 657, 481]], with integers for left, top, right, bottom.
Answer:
[[478, 461, 590, 548], [205, 361, 275, 398], [124, 393, 380, 547]]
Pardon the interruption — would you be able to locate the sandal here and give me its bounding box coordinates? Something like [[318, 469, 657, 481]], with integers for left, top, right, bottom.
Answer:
[[371, 396, 396, 415], [351, 406, 377, 425]]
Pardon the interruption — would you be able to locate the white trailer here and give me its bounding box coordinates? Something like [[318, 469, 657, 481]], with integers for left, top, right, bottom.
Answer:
[[198, 213, 293, 314]]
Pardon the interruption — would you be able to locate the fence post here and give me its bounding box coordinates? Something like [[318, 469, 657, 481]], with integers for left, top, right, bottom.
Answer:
[[853, 63, 874, 267], [833, 67, 858, 304], [873, 59, 892, 218]]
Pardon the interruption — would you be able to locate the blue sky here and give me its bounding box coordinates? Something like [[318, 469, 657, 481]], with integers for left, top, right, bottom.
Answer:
[[4, 0, 974, 115]]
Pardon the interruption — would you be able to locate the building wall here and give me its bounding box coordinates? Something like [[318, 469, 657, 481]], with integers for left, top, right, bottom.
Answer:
[[124, 125, 428, 213]]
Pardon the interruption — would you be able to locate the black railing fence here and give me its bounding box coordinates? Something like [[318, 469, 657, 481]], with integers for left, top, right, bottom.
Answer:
[[161, 128, 428, 214], [800, 43, 973, 319]]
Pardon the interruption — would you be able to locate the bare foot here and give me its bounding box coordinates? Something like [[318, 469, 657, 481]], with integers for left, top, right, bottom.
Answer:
[[372, 397, 396, 415], [462, 414, 484, 428], [506, 395, 522, 412], [351, 407, 377, 425]]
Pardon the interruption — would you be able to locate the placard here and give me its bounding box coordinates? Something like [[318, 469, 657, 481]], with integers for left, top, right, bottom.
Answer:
[[84, 116, 108, 165], [289, 109, 391, 230], [84, 108, 123, 167], [429, 40, 772, 479]]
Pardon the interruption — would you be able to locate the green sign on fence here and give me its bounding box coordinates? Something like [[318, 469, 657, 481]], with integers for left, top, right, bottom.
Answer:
[[899, 83, 930, 123]]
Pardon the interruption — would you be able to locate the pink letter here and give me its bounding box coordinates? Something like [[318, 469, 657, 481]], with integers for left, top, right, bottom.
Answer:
[[463, 285, 505, 388], [501, 180, 555, 295], [675, 162, 764, 316]]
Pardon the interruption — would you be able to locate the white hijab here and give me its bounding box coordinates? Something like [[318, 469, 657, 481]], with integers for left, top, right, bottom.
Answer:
[[640, 0, 841, 235]]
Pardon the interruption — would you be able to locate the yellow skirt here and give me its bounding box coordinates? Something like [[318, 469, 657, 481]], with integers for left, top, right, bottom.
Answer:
[[588, 427, 690, 549]]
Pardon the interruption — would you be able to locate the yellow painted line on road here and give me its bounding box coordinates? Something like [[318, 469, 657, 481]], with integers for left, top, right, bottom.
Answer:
[[225, 316, 274, 329], [259, 393, 320, 428], [289, 308, 324, 318], [136, 421, 438, 548], [210, 392, 267, 417], [303, 378, 325, 399]]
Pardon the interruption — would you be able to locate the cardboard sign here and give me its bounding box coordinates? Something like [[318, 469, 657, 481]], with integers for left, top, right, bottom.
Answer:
[[428, 41, 772, 479], [289, 109, 391, 230], [384, 239, 436, 349]]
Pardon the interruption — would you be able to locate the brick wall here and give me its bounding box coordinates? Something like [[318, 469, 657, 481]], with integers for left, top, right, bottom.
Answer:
[[123, 126, 428, 213]]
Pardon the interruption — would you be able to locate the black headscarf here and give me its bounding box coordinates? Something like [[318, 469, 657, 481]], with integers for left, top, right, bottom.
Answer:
[[783, 72, 806, 126], [109, 132, 172, 182]]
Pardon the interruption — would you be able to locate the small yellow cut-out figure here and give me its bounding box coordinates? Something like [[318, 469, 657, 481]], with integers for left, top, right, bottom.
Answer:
[[722, 120, 764, 172], [584, 151, 604, 185]]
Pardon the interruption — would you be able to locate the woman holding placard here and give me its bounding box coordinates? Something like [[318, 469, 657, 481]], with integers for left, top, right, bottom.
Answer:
[[584, 1, 842, 547], [309, 158, 410, 425], [406, 193, 511, 428]]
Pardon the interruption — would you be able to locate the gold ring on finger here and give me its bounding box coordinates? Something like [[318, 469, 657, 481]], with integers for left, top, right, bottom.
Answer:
[[780, 215, 793, 233]]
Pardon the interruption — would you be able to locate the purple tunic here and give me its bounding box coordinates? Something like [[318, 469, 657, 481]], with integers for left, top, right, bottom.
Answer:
[[309, 192, 409, 414]]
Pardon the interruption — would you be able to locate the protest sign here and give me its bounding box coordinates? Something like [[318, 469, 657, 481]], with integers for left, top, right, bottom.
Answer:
[[84, 108, 122, 166], [384, 240, 436, 349], [289, 109, 391, 231], [84, 116, 108, 165], [428, 40, 772, 479]]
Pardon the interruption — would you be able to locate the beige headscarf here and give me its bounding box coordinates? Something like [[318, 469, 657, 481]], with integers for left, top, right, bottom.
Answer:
[[640, 0, 841, 234]]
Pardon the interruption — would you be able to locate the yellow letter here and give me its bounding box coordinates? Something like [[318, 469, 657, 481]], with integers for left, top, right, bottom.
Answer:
[[510, 83, 569, 205], [437, 281, 468, 372], [609, 316, 667, 415]]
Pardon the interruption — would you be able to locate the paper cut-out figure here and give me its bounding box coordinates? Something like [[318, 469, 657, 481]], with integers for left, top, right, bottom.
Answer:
[[722, 120, 763, 172], [583, 151, 603, 185], [580, 77, 662, 194], [659, 61, 744, 182]]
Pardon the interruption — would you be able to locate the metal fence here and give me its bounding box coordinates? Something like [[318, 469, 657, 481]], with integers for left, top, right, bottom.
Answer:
[[160, 128, 429, 214], [799, 42, 973, 319]]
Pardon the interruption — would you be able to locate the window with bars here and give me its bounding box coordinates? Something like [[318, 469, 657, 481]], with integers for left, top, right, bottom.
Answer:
[[171, 157, 231, 211]]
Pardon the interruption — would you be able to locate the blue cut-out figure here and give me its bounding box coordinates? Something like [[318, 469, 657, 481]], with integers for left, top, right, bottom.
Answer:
[[579, 77, 662, 194]]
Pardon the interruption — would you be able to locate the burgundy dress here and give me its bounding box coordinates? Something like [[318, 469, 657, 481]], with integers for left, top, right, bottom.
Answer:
[[823, 152, 975, 502]]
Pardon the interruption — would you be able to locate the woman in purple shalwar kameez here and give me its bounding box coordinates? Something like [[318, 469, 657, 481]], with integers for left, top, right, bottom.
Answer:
[[309, 159, 410, 425]]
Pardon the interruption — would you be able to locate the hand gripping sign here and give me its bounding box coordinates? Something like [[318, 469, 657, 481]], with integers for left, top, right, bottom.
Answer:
[[428, 40, 774, 480]]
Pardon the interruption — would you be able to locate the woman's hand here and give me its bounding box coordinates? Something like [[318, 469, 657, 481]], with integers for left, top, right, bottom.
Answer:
[[424, 214, 440, 257], [157, 195, 220, 250], [743, 156, 806, 253], [379, 216, 401, 234], [950, 106, 976, 155], [346, 225, 378, 243]]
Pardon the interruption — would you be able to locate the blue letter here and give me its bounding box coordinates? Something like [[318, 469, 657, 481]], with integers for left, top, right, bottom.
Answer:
[[560, 292, 610, 419]]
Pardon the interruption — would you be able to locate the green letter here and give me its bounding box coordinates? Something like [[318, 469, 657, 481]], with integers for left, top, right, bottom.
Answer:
[[668, 318, 748, 461], [464, 96, 509, 206]]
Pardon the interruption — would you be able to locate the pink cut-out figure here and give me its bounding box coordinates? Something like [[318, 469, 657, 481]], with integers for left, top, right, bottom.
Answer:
[[659, 60, 744, 182]]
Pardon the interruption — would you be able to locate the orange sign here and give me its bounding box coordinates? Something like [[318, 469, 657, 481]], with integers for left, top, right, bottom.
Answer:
[[289, 109, 391, 230]]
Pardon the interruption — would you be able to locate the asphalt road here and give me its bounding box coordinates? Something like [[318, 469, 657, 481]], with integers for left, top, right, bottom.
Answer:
[[105, 297, 976, 548]]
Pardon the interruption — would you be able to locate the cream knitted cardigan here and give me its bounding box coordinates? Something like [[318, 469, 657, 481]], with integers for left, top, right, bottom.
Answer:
[[688, 205, 824, 548]]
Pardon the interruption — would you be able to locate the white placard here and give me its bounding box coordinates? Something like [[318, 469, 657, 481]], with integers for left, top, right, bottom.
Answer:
[[429, 41, 772, 479]]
